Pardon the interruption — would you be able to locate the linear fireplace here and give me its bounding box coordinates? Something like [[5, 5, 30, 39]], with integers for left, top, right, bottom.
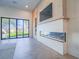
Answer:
[[40, 31, 66, 43]]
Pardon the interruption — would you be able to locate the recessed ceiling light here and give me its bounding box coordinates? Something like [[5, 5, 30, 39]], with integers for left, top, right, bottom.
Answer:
[[12, 1, 17, 4], [25, 5, 29, 8]]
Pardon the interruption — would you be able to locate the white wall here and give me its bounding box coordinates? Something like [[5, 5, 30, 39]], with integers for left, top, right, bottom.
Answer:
[[0, 6, 32, 19], [67, 0, 79, 58], [32, 0, 68, 55], [0, 6, 32, 40], [32, 0, 64, 39], [37, 19, 65, 55]]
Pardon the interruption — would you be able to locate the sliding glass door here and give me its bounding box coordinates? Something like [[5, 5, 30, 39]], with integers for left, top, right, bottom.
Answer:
[[1, 17, 29, 40], [10, 19, 16, 38], [0, 18, 1, 40], [24, 20, 29, 37], [2, 18, 9, 39], [17, 20, 24, 38]]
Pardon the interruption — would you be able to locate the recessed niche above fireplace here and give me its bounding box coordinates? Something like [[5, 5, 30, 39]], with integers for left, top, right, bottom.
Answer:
[[40, 3, 52, 22]]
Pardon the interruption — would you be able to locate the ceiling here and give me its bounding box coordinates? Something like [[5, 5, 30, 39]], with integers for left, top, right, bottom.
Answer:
[[0, 0, 41, 11]]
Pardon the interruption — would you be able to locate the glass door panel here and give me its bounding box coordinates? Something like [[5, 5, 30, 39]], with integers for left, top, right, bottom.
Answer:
[[1, 17, 29, 40], [10, 19, 16, 38], [0, 18, 1, 40], [24, 20, 29, 37], [17, 20, 23, 38], [2, 18, 9, 39]]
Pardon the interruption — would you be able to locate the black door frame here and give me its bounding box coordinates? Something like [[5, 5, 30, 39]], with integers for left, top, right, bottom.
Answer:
[[1, 17, 29, 40]]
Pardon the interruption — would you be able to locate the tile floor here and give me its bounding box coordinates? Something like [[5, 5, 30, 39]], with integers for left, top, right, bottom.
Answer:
[[0, 38, 78, 59], [13, 38, 78, 59]]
